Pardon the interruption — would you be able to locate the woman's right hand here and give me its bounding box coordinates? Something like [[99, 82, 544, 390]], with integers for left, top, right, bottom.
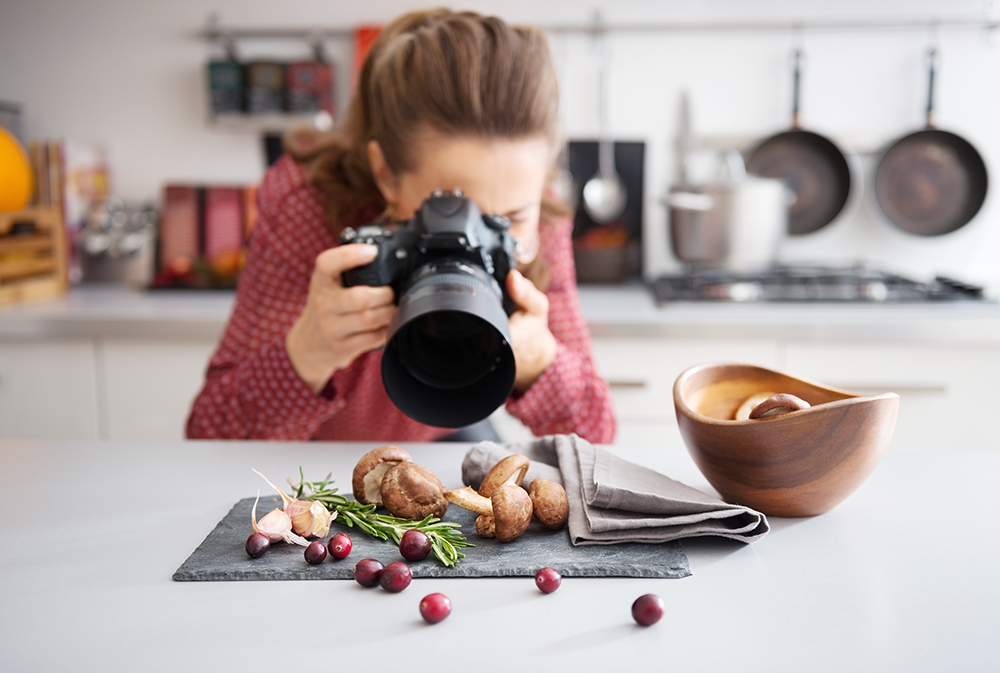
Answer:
[[285, 244, 396, 393]]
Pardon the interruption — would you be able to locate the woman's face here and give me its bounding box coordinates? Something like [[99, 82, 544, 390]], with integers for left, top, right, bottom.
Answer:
[[368, 129, 551, 261]]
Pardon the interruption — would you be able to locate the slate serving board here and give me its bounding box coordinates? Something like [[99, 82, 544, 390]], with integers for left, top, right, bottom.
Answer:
[[173, 496, 691, 581]]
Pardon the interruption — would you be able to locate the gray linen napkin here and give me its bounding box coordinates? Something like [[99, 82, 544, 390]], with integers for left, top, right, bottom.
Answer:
[[462, 434, 769, 545]]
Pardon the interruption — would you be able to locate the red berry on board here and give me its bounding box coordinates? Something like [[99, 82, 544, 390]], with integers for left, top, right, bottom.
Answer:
[[328, 532, 352, 559], [379, 561, 412, 593], [631, 594, 665, 626], [245, 532, 270, 559], [419, 593, 452, 623], [399, 529, 432, 561], [534, 567, 562, 593], [353, 558, 384, 587], [304, 540, 327, 565]]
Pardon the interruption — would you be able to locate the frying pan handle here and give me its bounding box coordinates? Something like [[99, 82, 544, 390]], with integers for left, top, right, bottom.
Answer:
[[791, 49, 802, 129], [925, 48, 937, 128]]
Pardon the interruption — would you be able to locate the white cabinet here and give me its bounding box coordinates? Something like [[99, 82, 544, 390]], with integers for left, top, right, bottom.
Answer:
[[591, 337, 781, 448], [101, 337, 218, 440], [0, 336, 217, 441], [0, 339, 100, 439], [783, 342, 1000, 452]]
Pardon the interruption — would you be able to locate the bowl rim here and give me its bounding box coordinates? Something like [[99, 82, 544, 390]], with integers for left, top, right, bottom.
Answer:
[[673, 361, 900, 426]]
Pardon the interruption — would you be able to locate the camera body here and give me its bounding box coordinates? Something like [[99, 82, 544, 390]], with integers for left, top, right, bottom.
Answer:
[[340, 190, 516, 315]]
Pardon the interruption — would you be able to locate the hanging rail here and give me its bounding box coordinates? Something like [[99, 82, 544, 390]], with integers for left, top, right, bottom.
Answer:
[[199, 15, 998, 42]]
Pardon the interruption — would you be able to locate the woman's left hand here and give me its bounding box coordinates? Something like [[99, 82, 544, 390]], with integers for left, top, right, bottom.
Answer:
[[506, 269, 558, 393]]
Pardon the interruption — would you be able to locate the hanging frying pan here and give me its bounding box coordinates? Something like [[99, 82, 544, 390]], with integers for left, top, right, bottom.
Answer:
[[747, 49, 857, 235], [872, 49, 988, 236]]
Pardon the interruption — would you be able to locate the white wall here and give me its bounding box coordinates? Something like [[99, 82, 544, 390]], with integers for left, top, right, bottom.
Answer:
[[3, 0, 999, 288]]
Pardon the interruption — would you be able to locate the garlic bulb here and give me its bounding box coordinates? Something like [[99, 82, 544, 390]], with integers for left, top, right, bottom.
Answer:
[[252, 468, 336, 539], [251, 492, 309, 546]]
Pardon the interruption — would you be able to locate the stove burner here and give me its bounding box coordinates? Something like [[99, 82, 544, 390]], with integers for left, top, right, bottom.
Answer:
[[650, 264, 986, 303]]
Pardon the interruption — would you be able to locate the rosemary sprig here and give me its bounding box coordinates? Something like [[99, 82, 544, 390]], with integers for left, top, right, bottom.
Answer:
[[289, 468, 473, 568]]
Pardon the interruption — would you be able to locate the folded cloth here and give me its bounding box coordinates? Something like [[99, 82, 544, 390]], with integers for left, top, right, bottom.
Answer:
[[462, 434, 769, 545]]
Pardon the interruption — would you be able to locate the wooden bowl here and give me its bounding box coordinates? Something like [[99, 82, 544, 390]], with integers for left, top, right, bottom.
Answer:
[[673, 362, 899, 517]]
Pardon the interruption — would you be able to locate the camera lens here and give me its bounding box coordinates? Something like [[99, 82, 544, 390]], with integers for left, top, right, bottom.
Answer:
[[382, 261, 516, 428], [396, 311, 504, 390]]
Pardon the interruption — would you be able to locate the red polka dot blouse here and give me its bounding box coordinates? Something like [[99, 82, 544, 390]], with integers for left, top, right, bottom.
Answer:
[[186, 156, 616, 443]]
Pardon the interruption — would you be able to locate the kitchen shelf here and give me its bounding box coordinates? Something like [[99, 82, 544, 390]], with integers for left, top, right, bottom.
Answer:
[[208, 112, 325, 134], [198, 14, 999, 42]]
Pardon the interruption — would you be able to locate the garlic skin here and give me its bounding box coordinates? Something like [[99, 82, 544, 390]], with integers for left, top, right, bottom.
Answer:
[[251, 492, 309, 546]]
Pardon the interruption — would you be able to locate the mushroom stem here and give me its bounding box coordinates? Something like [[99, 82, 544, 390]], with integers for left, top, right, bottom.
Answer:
[[445, 486, 493, 517]]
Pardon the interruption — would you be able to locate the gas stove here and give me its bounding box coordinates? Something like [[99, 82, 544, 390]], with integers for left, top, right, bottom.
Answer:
[[650, 264, 987, 304]]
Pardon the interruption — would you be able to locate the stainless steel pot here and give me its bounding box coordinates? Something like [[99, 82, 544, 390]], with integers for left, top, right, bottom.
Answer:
[[666, 153, 789, 270]]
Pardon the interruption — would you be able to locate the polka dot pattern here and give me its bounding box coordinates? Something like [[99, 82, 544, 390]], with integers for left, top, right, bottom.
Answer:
[[186, 155, 616, 443]]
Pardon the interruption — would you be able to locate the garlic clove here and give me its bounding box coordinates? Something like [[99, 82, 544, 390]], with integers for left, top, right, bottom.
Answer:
[[251, 491, 294, 542], [290, 499, 336, 538]]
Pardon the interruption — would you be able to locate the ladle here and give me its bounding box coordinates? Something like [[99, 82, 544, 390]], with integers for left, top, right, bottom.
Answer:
[[582, 24, 627, 224]]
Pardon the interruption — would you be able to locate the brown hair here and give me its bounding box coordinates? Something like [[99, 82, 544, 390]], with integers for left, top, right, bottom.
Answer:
[[286, 9, 569, 286]]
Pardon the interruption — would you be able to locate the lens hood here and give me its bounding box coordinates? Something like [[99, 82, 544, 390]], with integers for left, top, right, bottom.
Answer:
[[382, 261, 515, 428]]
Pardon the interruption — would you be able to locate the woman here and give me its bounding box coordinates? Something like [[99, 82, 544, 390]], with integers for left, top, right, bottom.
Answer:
[[186, 9, 615, 443]]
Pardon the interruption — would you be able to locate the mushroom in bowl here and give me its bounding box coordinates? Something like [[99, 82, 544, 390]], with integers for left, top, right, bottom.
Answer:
[[673, 362, 898, 517]]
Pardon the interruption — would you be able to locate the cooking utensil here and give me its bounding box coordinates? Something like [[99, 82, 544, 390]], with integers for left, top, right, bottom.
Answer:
[[747, 49, 855, 235], [581, 27, 627, 224], [872, 48, 988, 236], [674, 362, 898, 517], [667, 151, 788, 270]]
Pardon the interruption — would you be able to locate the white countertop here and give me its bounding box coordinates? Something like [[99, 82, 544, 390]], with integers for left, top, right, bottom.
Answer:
[[1, 438, 997, 672], [4, 282, 1000, 343]]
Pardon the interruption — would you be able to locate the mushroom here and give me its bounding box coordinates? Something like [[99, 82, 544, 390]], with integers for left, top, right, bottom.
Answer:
[[735, 391, 778, 421], [380, 462, 449, 520], [478, 453, 530, 498], [445, 484, 533, 542], [749, 393, 811, 419], [528, 478, 569, 530], [352, 445, 412, 505], [491, 485, 533, 542]]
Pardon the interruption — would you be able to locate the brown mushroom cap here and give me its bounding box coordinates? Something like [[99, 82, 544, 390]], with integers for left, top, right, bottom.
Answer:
[[491, 484, 533, 542], [379, 462, 448, 520], [749, 393, 811, 419], [478, 454, 530, 498], [352, 446, 412, 505], [528, 478, 569, 530]]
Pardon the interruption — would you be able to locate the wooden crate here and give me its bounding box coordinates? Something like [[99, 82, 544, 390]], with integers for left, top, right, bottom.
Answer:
[[0, 206, 68, 307]]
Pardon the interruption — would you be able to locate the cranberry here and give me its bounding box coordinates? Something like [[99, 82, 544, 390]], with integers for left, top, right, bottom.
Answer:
[[631, 594, 665, 626], [379, 561, 412, 593], [353, 558, 385, 587], [328, 532, 352, 560], [534, 567, 562, 594], [399, 529, 431, 561], [304, 540, 327, 565], [245, 532, 270, 559], [419, 593, 452, 623]]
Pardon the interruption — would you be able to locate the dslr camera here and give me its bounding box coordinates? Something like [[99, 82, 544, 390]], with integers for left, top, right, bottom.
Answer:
[[340, 190, 518, 428]]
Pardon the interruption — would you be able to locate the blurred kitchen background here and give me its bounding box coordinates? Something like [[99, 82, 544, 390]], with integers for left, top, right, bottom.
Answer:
[[3, 0, 1000, 289], [4, 0, 1000, 446]]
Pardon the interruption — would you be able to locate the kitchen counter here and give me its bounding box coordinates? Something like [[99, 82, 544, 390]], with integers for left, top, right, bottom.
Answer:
[[1, 438, 996, 672], [3, 282, 1000, 343]]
